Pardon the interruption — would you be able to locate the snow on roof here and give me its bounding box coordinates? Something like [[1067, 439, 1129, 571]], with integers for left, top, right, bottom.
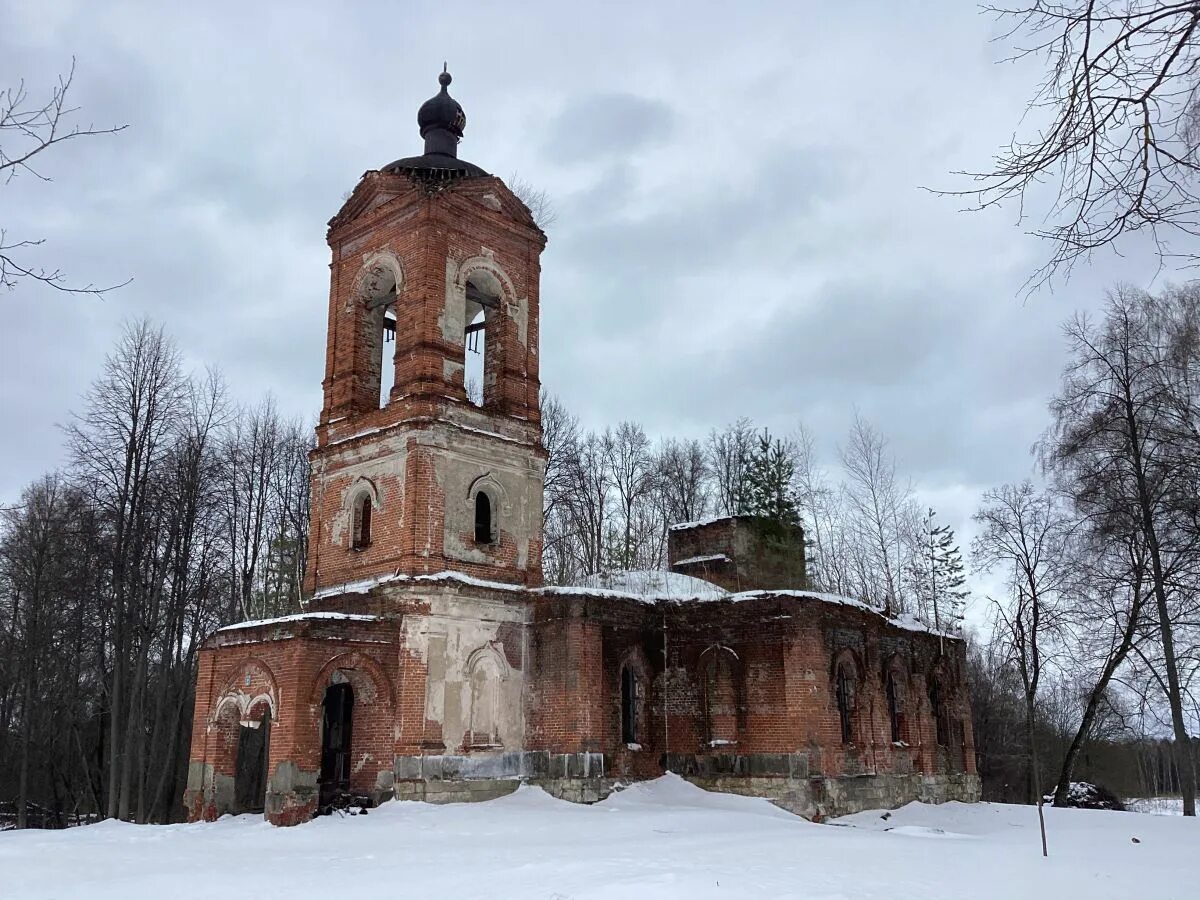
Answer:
[[559, 570, 730, 602], [672, 553, 730, 567], [305, 569, 959, 638], [217, 612, 380, 632], [310, 570, 525, 601], [668, 515, 735, 532]]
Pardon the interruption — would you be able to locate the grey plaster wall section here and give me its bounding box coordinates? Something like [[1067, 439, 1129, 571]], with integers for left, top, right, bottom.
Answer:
[[266, 761, 319, 816], [429, 427, 542, 570], [323, 432, 409, 547], [397, 591, 529, 755]]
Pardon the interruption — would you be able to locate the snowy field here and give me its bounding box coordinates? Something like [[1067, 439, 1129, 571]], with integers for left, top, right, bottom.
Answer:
[[2, 775, 1197, 900]]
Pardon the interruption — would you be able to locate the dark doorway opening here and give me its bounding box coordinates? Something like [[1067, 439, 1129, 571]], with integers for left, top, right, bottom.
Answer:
[[234, 708, 271, 813], [319, 682, 354, 812]]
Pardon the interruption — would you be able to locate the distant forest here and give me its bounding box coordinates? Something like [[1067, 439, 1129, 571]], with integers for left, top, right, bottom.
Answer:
[[4, 283, 1200, 825]]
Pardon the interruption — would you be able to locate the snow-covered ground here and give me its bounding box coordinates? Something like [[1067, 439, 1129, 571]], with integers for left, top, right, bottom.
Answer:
[[2, 775, 1196, 899]]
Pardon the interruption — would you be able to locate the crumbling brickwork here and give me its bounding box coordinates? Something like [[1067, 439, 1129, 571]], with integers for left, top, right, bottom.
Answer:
[[669, 516, 808, 593]]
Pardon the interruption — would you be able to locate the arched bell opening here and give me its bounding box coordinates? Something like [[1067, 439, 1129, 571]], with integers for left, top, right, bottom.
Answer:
[[462, 270, 503, 408]]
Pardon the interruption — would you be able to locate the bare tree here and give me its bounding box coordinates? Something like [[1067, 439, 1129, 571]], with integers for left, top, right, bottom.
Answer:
[[973, 481, 1072, 856], [603, 422, 658, 570], [1045, 285, 1198, 814], [707, 418, 755, 517], [1, 60, 127, 295], [953, 3, 1200, 285], [1049, 529, 1150, 804], [508, 172, 557, 230], [65, 318, 185, 819], [840, 415, 911, 614], [654, 438, 710, 527]]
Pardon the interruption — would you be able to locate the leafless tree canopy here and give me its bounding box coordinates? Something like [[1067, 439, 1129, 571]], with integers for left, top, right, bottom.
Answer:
[[507, 172, 557, 231], [1, 59, 127, 296], [969, 283, 1200, 817], [0, 318, 312, 827], [955, 3, 1200, 285]]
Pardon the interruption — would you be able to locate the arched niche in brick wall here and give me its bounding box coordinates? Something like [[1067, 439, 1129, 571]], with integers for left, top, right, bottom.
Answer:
[[464, 642, 509, 749], [617, 648, 650, 747], [882, 654, 912, 745], [699, 644, 741, 748], [831, 648, 862, 747]]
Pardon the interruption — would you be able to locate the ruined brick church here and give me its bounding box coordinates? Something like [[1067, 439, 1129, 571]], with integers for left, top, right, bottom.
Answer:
[[184, 71, 979, 825]]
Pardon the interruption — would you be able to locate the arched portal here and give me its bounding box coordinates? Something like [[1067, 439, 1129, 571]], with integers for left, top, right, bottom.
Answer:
[[318, 681, 354, 811], [234, 707, 271, 813]]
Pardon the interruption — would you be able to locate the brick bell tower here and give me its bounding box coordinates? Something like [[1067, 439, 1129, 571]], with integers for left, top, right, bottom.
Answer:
[[305, 68, 547, 595]]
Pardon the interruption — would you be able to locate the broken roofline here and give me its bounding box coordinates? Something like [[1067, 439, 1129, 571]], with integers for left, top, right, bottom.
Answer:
[[303, 570, 961, 639]]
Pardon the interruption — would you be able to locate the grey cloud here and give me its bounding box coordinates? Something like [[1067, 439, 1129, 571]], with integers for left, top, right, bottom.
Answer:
[[541, 93, 676, 163]]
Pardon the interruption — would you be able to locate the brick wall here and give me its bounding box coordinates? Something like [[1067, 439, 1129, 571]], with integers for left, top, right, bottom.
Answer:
[[668, 516, 807, 592]]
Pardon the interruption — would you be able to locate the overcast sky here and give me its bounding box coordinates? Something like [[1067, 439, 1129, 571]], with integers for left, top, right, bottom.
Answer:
[[2, 1, 1195, 615]]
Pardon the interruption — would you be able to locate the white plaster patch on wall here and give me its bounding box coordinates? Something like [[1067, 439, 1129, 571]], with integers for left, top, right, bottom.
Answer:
[[509, 295, 529, 349], [400, 599, 527, 752], [440, 256, 465, 344]]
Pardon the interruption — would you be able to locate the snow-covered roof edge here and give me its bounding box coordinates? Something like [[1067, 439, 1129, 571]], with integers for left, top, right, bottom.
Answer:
[[668, 515, 735, 532], [306, 569, 960, 640], [216, 612, 380, 632]]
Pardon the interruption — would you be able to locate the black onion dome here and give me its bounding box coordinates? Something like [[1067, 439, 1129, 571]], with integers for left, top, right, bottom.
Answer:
[[418, 70, 466, 138], [383, 67, 488, 179]]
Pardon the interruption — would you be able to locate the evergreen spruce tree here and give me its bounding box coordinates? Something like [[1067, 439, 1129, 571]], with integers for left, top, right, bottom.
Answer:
[[909, 508, 968, 630], [745, 429, 800, 528]]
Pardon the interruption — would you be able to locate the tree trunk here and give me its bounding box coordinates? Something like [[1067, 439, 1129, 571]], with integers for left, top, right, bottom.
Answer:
[[1052, 598, 1141, 805]]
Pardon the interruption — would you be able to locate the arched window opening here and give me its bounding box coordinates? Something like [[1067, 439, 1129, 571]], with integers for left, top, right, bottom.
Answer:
[[474, 491, 494, 544], [463, 276, 499, 407], [929, 677, 949, 747], [620, 665, 642, 745], [835, 662, 857, 745], [352, 493, 372, 550], [703, 651, 738, 746], [377, 303, 397, 408], [886, 670, 906, 744], [464, 306, 485, 406]]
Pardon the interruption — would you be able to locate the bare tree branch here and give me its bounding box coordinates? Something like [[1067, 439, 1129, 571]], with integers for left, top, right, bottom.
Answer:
[[1, 58, 129, 296]]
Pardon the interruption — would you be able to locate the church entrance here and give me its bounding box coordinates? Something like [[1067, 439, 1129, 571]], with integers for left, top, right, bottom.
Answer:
[[318, 682, 354, 811], [233, 709, 271, 813]]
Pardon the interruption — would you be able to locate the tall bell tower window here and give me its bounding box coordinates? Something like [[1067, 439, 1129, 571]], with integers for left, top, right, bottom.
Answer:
[[474, 491, 494, 544], [352, 494, 372, 550]]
